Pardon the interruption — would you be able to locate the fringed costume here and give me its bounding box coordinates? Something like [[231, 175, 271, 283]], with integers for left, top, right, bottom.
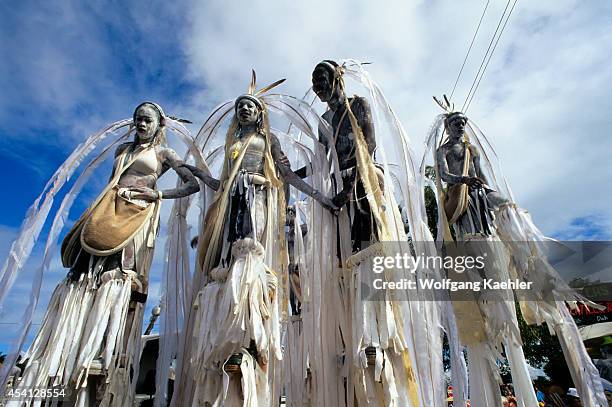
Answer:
[[423, 100, 606, 407], [285, 60, 452, 407], [0, 103, 204, 406], [173, 74, 316, 407]]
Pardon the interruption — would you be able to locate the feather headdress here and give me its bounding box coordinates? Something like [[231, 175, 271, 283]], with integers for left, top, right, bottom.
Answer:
[[234, 70, 286, 111]]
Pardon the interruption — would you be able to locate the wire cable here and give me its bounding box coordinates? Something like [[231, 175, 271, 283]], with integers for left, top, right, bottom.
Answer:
[[465, 0, 519, 112], [462, 0, 513, 112], [449, 0, 491, 101]]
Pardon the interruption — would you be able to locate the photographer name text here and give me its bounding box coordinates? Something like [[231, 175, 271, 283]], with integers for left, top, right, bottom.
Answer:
[[372, 278, 533, 292]]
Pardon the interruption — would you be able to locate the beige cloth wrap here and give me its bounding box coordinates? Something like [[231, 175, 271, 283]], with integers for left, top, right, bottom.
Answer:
[[444, 183, 468, 224], [339, 88, 420, 407], [195, 134, 256, 278], [438, 141, 487, 344], [61, 146, 158, 267], [80, 187, 155, 255], [443, 142, 471, 226]]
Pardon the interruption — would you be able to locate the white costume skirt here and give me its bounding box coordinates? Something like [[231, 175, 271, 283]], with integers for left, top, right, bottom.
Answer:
[[10, 215, 156, 407]]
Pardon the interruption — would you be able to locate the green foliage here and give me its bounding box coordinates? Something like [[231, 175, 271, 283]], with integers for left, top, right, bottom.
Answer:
[[515, 302, 572, 388], [424, 186, 438, 240], [423, 165, 439, 239]]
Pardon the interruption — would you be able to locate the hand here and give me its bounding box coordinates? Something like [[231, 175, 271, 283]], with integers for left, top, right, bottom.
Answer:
[[128, 186, 159, 202], [332, 190, 350, 209], [320, 197, 340, 215], [462, 176, 484, 189]]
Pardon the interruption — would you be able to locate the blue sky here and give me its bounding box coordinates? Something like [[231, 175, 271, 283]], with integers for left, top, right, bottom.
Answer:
[[0, 0, 203, 353], [1, 0, 611, 352], [0, 0, 199, 226]]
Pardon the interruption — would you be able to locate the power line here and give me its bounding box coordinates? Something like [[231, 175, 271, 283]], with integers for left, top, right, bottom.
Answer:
[[449, 0, 491, 100], [464, 0, 519, 112], [461, 0, 513, 112]]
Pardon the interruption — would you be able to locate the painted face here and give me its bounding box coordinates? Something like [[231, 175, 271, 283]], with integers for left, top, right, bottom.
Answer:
[[236, 98, 260, 125], [447, 115, 467, 138], [134, 105, 160, 141], [312, 68, 334, 103], [287, 206, 296, 224]]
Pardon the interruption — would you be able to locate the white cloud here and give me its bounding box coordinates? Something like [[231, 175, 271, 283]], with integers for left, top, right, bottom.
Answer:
[[178, 0, 612, 237]]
